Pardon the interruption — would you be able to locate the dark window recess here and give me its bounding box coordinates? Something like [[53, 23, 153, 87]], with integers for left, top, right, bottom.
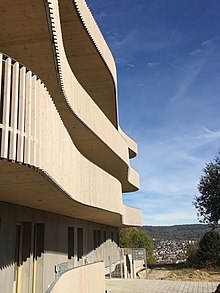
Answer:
[[34, 224, 45, 260], [111, 232, 114, 242], [0, 61, 5, 124], [68, 227, 74, 260], [14, 222, 32, 267], [103, 231, 106, 242], [117, 232, 119, 246], [93, 230, 97, 250], [77, 228, 83, 261], [97, 230, 101, 247], [22, 222, 32, 264]]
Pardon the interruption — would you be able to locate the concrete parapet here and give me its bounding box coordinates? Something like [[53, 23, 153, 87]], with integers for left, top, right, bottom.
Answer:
[[47, 262, 105, 293]]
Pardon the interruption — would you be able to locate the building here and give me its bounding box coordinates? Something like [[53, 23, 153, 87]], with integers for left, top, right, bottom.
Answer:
[[0, 0, 141, 292]]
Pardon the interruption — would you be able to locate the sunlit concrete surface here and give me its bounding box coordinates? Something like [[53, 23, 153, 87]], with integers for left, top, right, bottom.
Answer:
[[106, 279, 219, 293], [0, 0, 141, 291]]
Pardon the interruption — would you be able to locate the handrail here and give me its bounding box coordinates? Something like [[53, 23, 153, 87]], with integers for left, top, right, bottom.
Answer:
[[45, 261, 104, 293]]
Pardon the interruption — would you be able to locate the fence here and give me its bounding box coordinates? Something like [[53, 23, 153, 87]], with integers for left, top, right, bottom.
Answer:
[[106, 248, 146, 279]]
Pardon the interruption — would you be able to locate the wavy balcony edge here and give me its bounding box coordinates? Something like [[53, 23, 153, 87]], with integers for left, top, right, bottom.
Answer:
[[45, 0, 140, 192], [123, 204, 142, 227], [119, 128, 138, 158], [59, 0, 118, 127], [73, 0, 117, 85], [0, 53, 141, 227], [0, 0, 139, 192]]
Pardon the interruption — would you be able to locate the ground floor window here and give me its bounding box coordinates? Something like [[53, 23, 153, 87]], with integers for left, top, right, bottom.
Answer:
[[77, 228, 83, 261]]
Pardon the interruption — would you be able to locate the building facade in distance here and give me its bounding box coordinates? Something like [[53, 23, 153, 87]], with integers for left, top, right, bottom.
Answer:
[[0, 0, 141, 292]]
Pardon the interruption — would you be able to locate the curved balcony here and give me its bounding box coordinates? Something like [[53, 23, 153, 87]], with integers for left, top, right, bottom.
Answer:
[[46, 262, 105, 293], [119, 128, 138, 159], [0, 0, 139, 193], [58, 0, 118, 127], [0, 53, 141, 227], [123, 205, 142, 227]]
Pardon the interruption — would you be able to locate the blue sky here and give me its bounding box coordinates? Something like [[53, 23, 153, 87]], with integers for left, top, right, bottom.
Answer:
[[86, 0, 220, 226]]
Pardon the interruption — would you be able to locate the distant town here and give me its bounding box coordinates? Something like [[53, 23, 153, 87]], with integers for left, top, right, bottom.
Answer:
[[153, 239, 193, 264], [142, 224, 220, 264]]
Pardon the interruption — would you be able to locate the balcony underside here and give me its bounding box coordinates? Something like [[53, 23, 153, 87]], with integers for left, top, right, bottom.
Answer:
[[0, 52, 141, 227], [59, 0, 118, 127], [0, 0, 139, 192], [0, 159, 139, 227], [59, 0, 138, 159]]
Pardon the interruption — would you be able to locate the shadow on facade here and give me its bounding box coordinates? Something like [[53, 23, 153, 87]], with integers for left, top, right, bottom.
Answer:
[[0, 200, 117, 272]]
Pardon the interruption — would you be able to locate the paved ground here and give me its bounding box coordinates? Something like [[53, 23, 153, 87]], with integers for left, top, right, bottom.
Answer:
[[106, 279, 219, 293]]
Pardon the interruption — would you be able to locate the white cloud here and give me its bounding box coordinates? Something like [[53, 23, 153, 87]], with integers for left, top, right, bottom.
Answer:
[[170, 59, 205, 101], [109, 31, 135, 49], [89, 0, 220, 227], [124, 191, 198, 225], [124, 125, 220, 225], [95, 11, 106, 20], [190, 38, 219, 56], [142, 209, 198, 226], [200, 127, 220, 140], [201, 37, 219, 47], [116, 57, 135, 68], [171, 36, 219, 102], [147, 62, 160, 67], [190, 49, 202, 56]]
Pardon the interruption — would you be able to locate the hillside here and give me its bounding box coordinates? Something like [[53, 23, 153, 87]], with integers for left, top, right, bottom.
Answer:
[[142, 224, 220, 240]]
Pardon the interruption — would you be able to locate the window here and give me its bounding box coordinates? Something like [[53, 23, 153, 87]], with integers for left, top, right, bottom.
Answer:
[[111, 232, 114, 242], [93, 230, 97, 250], [68, 227, 74, 260], [77, 228, 83, 261], [103, 231, 106, 242], [97, 230, 101, 246]]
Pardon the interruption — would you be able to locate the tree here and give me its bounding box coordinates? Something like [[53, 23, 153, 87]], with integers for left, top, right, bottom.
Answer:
[[186, 241, 199, 263], [194, 152, 220, 228], [187, 231, 220, 266], [198, 231, 220, 266], [119, 227, 155, 264]]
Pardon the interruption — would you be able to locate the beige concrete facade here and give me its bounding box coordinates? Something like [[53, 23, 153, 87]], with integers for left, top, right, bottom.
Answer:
[[0, 202, 120, 292], [49, 262, 105, 293], [0, 0, 139, 193], [0, 0, 141, 292], [0, 53, 141, 227]]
